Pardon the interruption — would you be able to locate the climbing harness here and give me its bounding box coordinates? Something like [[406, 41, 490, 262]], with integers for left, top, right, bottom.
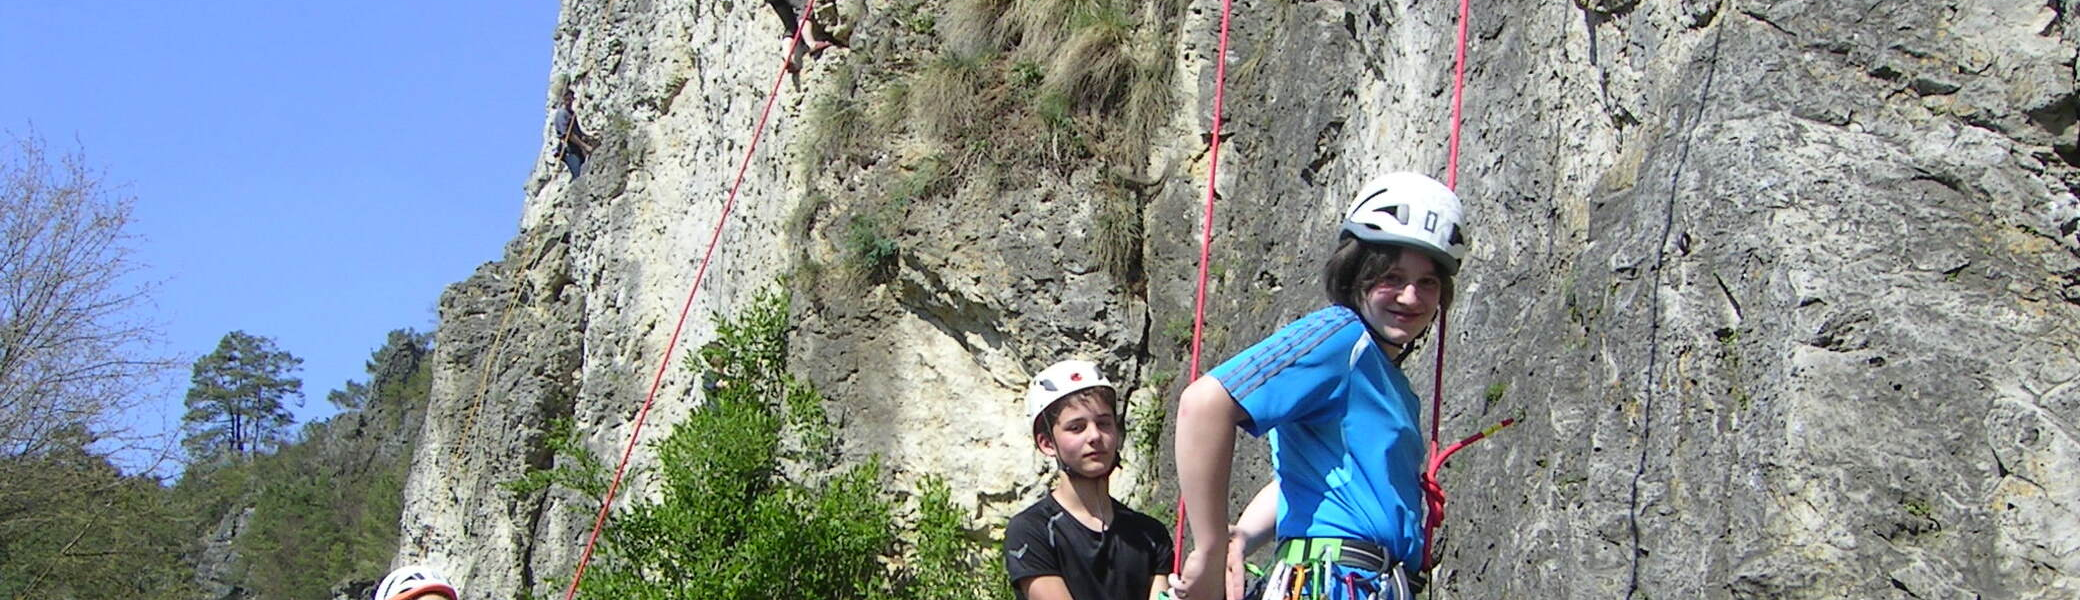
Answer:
[[560, 2, 818, 599], [1255, 539, 1414, 600]]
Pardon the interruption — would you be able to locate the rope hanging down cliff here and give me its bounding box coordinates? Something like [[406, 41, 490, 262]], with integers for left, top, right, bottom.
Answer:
[[1417, 0, 1518, 571], [561, 3, 818, 598], [1173, 0, 1237, 574]]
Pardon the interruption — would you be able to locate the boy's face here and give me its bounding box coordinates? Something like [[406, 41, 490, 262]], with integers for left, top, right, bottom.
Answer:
[[1359, 250, 1443, 345], [1037, 395, 1120, 479]]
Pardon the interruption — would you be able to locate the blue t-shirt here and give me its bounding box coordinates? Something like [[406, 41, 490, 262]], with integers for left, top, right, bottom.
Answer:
[[1208, 305, 1426, 565]]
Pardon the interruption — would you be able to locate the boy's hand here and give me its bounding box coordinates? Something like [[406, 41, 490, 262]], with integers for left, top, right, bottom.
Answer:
[[1177, 543, 1225, 600]]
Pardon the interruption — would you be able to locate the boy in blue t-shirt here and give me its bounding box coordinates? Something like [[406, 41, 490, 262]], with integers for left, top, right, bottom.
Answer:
[[1172, 172, 1471, 600]]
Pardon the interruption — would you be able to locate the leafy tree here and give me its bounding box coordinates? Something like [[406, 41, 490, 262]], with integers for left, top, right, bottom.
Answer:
[[182, 330, 303, 461], [326, 380, 372, 412], [0, 426, 189, 600], [0, 133, 174, 460]]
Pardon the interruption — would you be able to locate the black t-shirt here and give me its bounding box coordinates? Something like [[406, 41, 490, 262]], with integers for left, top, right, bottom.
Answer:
[[1004, 494, 1174, 600]]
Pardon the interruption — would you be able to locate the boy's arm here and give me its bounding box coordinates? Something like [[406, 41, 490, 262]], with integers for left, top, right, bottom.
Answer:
[[1147, 574, 1169, 600], [1018, 576, 1074, 600], [1007, 513, 1066, 599], [1175, 375, 1245, 599]]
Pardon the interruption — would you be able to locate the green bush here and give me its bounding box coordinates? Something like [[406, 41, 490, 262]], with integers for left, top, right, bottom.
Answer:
[[912, 477, 1012, 600], [523, 287, 1005, 600]]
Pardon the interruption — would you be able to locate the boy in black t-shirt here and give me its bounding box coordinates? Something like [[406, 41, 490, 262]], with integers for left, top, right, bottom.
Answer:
[[1005, 360, 1174, 600]]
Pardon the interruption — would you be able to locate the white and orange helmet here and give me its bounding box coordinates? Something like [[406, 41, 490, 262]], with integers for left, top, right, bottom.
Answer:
[[375, 565, 458, 600], [1025, 359, 1116, 431]]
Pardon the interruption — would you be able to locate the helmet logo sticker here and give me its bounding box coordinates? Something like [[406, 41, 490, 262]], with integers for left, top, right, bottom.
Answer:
[[1070, 372, 1084, 382], [1424, 212, 1439, 232]]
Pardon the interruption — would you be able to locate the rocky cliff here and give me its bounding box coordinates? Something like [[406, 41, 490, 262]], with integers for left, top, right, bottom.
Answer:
[[397, 0, 2079, 598]]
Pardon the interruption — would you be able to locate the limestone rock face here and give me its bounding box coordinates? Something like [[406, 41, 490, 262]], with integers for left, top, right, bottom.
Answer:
[[394, 2, 806, 597], [396, 1, 2078, 599]]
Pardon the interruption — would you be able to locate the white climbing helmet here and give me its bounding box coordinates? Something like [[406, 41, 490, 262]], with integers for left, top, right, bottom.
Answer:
[[1341, 171, 1470, 275], [375, 565, 458, 600], [1025, 359, 1116, 429]]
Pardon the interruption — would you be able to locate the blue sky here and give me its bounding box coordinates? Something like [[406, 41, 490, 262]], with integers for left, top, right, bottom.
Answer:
[[2, 2, 559, 471]]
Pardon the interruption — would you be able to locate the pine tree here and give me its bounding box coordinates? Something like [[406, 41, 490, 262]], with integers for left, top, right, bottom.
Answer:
[[181, 331, 303, 461]]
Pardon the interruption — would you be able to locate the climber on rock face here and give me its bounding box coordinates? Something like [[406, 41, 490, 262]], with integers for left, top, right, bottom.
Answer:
[[551, 85, 598, 178], [763, 0, 850, 73], [1172, 172, 1473, 600], [1004, 360, 1174, 600], [373, 565, 459, 600]]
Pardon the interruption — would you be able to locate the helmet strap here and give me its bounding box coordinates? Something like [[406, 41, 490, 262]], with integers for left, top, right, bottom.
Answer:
[[1059, 455, 1118, 480], [1356, 311, 1427, 366], [1043, 430, 1122, 480], [1398, 325, 1432, 366]]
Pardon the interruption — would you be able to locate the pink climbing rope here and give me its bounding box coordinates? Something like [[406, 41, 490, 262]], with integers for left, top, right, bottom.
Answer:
[[1415, 0, 1475, 570], [560, 2, 816, 598], [1418, 0, 1518, 571], [1175, 0, 1238, 575]]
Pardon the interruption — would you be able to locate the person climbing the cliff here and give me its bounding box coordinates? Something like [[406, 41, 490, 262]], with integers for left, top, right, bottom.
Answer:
[[1005, 359, 1175, 600], [1171, 171, 1471, 600], [763, 0, 852, 73], [551, 84, 598, 178], [373, 565, 459, 600]]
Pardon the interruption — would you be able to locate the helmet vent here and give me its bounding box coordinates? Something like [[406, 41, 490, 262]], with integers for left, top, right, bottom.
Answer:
[[1371, 204, 1407, 225]]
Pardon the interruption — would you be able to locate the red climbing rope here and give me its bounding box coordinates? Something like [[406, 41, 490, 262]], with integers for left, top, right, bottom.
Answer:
[[1417, 0, 1518, 570], [560, 3, 815, 599], [1414, 0, 1475, 570], [1175, 0, 1238, 575]]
